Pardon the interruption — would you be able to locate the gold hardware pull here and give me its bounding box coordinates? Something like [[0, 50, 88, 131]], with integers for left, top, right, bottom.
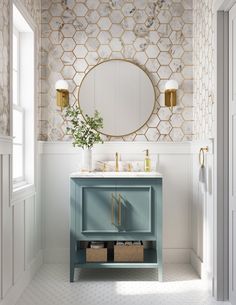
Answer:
[[111, 193, 115, 225], [199, 147, 208, 167], [118, 193, 121, 226]]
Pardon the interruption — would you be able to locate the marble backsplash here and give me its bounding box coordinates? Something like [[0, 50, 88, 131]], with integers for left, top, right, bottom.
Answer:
[[40, 0, 194, 142]]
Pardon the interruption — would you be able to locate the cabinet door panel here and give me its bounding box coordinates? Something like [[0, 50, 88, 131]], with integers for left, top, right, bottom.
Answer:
[[81, 186, 118, 233], [118, 186, 152, 233]]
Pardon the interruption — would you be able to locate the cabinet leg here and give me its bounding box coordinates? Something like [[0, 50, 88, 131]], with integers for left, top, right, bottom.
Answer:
[[70, 265, 74, 282], [158, 269, 163, 282], [70, 231, 76, 282], [158, 265, 163, 282]]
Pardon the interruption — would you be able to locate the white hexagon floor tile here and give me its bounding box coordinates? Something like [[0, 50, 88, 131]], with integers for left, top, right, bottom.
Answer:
[[15, 264, 230, 305]]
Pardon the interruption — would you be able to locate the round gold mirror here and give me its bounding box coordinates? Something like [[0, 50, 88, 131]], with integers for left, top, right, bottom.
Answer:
[[78, 59, 155, 137]]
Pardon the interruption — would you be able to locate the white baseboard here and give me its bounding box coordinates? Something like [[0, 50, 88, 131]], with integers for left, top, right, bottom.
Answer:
[[43, 248, 191, 264], [190, 249, 203, 277], [163, 248, 190, 263], [190, 250, 213, 291], [0, 251, 43, 305]]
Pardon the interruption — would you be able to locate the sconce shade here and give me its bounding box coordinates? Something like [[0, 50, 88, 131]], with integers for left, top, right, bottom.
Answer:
[[55, 79, 69, 91], [165, 80, 178, 110], [55, 79, 69, 108], [165, 79, 178, 90]]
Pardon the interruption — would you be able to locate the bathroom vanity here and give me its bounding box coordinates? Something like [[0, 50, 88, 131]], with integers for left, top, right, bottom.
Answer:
[[70, 172, 163, 282]]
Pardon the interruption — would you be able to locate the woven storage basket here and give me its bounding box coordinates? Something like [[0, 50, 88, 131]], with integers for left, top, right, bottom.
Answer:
[[114, 244, 144, 262], [86, 248, 107, 263]]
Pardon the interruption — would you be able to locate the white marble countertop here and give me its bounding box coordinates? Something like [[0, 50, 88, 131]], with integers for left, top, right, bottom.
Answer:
[[70, 171, 163, 178]]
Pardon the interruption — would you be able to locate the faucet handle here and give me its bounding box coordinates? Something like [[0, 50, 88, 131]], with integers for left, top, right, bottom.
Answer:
[[115, 152, 119, 172], [127, 163, 132, 172]]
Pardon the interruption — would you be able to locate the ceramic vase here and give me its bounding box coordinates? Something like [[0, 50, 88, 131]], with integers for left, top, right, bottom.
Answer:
[[82, 148, 92, 172]]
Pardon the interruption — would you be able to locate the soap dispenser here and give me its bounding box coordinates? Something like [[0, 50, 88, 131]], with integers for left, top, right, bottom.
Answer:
[[144, 149, 151, 172]]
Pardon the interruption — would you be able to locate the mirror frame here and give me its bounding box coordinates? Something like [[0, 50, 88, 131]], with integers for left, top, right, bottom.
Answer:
[[78, 59, 156, 137]]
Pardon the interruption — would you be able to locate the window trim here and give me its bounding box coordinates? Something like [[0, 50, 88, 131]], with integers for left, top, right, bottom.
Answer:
[[13, 26, 20, 107], [11, 0, 37, 195]]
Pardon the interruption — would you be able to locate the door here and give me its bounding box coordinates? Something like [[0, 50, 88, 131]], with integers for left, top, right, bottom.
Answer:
[[229, 5, 236, 303], [81, 186, 118, 233], [117, 186, 152, 233], [81, 185, 152, 233]]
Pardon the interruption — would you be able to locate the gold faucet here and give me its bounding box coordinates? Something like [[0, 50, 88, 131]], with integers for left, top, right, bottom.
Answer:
[[127, 163, 132, 172], [115, 152, 119, 172]]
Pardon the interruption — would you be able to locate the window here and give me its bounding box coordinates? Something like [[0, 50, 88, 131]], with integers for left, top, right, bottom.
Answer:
[[13, 27, 24, 181], [12, 3, 35, 187]]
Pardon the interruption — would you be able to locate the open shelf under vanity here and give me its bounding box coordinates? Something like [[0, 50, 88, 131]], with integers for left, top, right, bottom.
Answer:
[[74, 241, 158, 269]]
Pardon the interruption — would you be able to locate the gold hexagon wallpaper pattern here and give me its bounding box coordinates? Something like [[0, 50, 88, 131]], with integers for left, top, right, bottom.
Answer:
[[40, 0, 194, 142], [0, 0, 10, 136], [193, 0, 215, 140]]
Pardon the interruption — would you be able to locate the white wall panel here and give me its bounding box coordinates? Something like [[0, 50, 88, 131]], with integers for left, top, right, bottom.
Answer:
[[39, 140, 214, 271], [2, 154, 13, 298], [42, 153, 77, 260], [25, 197, 36, 268], [191, 140, 214, 280], [40, 141, 193, 263], [13, 202, 25, 283], [0, 137, 42, 305], [159, 154, 192, 249], [0, 155, 2, 299]]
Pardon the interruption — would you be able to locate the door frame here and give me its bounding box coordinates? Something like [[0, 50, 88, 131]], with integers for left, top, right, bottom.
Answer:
[[214, 0, 236, 301]]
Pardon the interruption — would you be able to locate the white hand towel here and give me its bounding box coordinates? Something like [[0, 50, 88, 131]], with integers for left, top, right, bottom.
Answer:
[[199, 165, 207, 192]]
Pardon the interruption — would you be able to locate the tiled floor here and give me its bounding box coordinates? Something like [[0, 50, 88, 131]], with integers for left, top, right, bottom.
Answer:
[[16, 264, 231, 305]]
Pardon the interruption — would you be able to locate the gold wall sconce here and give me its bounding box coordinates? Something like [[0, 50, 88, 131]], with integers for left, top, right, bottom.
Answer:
[[165, 80, 179, 111], [55, 79, 69, 109]]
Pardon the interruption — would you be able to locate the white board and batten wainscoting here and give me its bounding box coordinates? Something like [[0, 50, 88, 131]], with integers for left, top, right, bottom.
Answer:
[[39, 140, 214, 281], [0, 137, 214, 304], [0, 136, 42, 305]]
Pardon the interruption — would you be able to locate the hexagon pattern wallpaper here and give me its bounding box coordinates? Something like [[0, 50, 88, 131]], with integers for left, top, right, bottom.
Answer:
[[40, 0, 194, 142], [193, 0, 214, 140], [0, 0, 10, 136]]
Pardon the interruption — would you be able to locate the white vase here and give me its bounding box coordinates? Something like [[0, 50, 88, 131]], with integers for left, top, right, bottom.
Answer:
[[82, 148, 92, 172]]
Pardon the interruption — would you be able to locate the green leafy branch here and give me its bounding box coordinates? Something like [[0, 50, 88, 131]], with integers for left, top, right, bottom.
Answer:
[[65, 106, 104, 149]]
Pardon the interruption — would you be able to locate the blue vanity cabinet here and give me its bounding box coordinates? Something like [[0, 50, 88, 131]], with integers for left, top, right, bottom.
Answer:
[[70, 176, 163, 282]]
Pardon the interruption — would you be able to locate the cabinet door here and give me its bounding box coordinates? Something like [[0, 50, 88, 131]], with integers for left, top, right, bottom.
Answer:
[[117, 186, 152, 233], [81, 186, 118, 233]]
